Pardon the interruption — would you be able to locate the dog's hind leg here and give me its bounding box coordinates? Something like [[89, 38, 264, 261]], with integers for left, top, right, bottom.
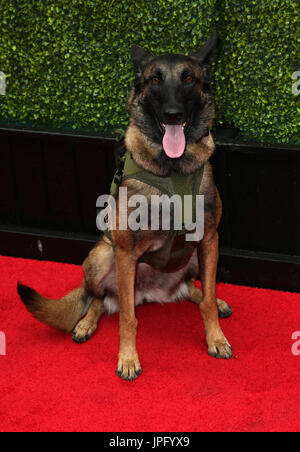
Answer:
[[187, 279, 232, 319], [72, 236, 114, 343], [72, 297, 105, 343], [216, 298, 233, 319]]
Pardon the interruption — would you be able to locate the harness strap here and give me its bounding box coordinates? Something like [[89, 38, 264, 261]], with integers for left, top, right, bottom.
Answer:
[[122, 151, 204, 225], [103, 142, 204, 243]]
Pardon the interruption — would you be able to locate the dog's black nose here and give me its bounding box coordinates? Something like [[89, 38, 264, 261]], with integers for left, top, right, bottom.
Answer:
[[163, 110, 184, 124]]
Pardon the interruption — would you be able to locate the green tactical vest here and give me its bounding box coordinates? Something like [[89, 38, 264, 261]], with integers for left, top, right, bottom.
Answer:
[[102, 140, 204, 271]]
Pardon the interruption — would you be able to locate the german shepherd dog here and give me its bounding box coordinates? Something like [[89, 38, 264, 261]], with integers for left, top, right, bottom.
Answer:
[[18, 31, 233, 381]]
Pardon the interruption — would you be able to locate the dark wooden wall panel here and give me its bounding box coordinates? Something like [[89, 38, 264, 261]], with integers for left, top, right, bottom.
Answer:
[[211, 150, 230, 249], [0, 137, 18, 224], [12, 136, 47, 227], [219, 149, 300, 255], [75, 141, 115, 234], [43, 141, 81, 232]]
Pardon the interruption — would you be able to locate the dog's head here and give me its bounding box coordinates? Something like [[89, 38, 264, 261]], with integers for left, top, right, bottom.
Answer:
[[128, 31, 217, 165]]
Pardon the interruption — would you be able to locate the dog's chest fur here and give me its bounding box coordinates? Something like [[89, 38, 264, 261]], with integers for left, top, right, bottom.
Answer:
[[102, 252, 198, 314]]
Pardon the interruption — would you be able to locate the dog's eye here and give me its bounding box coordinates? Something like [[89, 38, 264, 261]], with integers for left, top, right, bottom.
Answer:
[[151, 76, 160, 85], [184, 75, 194, 84]]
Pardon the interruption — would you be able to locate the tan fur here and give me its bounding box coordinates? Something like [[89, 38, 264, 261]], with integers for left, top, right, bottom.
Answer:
[[72, 297, 105, 343], [125, 122, 166, 175], [18, 284, 92, 333], [125, 124, 216, 177]]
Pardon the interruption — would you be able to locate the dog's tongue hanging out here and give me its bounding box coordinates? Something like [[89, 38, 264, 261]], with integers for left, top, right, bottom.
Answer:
[[162, 125, 186, 158]]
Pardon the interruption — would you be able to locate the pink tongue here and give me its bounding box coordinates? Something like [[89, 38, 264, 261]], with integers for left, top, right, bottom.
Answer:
[[162, 125, 186, 158]]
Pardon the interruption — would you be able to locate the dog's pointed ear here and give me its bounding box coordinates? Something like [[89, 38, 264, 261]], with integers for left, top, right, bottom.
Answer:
[[190, 31, 218, 88], [130, 45, 152, 76], [191, 30, 218, 65]]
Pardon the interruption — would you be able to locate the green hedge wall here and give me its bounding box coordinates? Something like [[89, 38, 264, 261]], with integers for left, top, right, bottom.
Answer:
[[0, 0, 299, 144], [214, 0, 299, 144]]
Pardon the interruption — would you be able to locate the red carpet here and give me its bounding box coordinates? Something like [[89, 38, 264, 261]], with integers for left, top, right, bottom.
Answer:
[[0, 254, 300, 432]]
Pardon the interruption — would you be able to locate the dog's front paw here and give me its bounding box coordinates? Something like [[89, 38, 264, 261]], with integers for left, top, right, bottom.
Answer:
[[116, 353, 142, 381], [207, 336, 233, 360]]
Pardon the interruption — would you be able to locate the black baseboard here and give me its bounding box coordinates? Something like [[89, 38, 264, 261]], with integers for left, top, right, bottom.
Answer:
[[0, 226, 96, 266], [1, 227, 299, 292], [218, 248, 300, 293]]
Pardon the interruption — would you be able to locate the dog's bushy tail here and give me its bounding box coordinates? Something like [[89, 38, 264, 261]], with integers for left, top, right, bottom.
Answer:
[[17, 283, 92, 333]]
